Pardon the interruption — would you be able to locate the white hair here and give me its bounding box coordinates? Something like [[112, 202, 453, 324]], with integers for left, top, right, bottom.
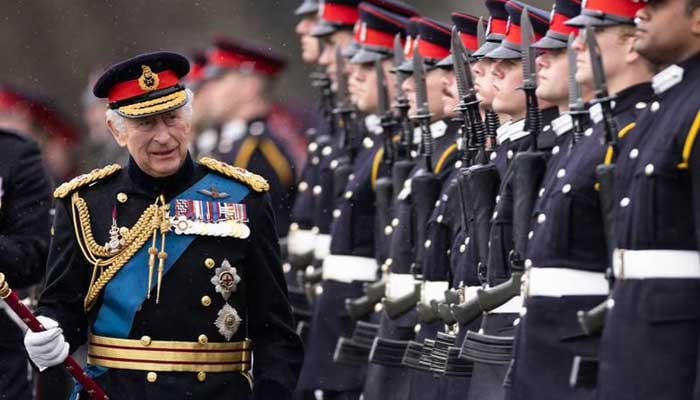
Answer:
[[106, 88, 194, 133]]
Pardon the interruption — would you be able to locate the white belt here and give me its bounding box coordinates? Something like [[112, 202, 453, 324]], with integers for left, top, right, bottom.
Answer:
[[420, 281, 449, 305], [287, 229, 316, 256], [490, 296, 522, 314], [613, 249, 700, 279], [314, 234, 332, 260], [525, 267, 609, 297], [322, 255, 378, 283], [387, 274, 416, 301]]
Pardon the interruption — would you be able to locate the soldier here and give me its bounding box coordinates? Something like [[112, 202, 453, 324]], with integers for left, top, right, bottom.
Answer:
[[295, 0, 322, 65], [202, 38, 297, 238], [0, 129, 52, 400], [24, 52, 303, 399], [593, 1, 700, 399]]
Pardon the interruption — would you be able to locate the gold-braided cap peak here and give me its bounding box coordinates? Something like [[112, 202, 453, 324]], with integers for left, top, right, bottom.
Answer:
[[199, 157, 269, 193], [54, 164, 123, 199]]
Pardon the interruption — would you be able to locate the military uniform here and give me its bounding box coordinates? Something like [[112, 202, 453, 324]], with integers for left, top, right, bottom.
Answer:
[[596, 53, 700, 400], [33, 52, 303, 400], [0, 130, 52, 400]]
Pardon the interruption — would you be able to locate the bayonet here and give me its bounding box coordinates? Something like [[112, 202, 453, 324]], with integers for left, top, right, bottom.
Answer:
[[411, 37, 435, 171], [520, 8, 542, 143], [334, 46, 357, 159], [567, 33, 587, 145], [375, 59, 395, 164], [477, 16, 486, 48], [393, 33, 413, 160], [586, 27, 619, 151]]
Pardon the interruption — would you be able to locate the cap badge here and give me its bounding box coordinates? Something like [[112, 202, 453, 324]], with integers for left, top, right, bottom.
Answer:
[[505, 17, 512, 35], [138, 65, 160, 92], [360, 22, 368, 43], [549, 5, 556, 24]]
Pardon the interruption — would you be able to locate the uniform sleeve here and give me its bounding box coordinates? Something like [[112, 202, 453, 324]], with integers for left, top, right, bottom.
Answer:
[[36, 198, 90, 352], [0, 139, 52, 289], [245, 192, 304, 399]]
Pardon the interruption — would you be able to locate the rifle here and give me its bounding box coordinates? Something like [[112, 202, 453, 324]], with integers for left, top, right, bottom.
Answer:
[[393, 33, 414, 161], [345, 280, 387, 320], [310, 70, 336, 138], [577, 28, 620, 336], [566, 34, 587, 148], [0, 274, 109, 400], [332, 46, 359, 203], [520, 8, 542, 148]]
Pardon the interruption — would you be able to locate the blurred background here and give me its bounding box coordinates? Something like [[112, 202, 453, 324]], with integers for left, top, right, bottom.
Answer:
[[0, 0, 551, 179]]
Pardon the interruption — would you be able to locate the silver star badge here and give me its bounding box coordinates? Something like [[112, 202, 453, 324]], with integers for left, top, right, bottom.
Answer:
[[215, 304, 242, 341], [210, 259, 241, 300]]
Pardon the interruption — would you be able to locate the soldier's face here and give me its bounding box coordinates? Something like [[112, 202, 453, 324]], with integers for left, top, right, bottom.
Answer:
[[110, 108, 192, 178], [318, 31, 355, 88], [491, 59, 526, 120], [473, 58, 497, 109], [296, 15, 321, 64], [536, 49, 569, 107], [635, 0, 700, 65], [349, 59, 394, 113], [401, 67, 448, 120], [441, 69, 459, 118], [574, 26, 636, 91]]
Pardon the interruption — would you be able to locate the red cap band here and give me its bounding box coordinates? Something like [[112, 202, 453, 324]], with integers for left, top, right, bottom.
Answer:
[[489, 18, 508, 36], [321, 3, 359, 26], [419, 39, 450, 61], [504, 23, 544, 48], [460, 32, 479, 53], [209, 49, 283, 77], [584, 0, 643, 19], [108, 70, 180, 104], [549, 12, 579, 36], [362, 26, 397, 50]]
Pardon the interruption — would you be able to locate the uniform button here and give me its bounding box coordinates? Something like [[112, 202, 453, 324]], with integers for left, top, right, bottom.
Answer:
[[391, 218, 400, 227], [414, 324, 422, 333], [119, 226, 129, 236], [312, 185, 322, 195], [507, 150, 514, 160], [584, 128, 593, 137], [562, 184, 572, 194], [330, 160, 338, 169], [333, 209, 341, 218], [528, 231, 534, 240], [283, 263, 291, 273], [374, 303, 384, 313], [146, 372, 158, 383], [495, 195, 501, 203], [524, 259, 533, 268], [198, 334, 208, 345], [289, 223, 299, 231], [197, 371, 207, 382], [645, 163, 655, 176], [140, 336, 152, 346], [424, 240, 432, 248], [537, 214, 546, 224], [437, 215, 444, 223], [386, 258, 393, 266], [650, 101, 660, 112], [620, 197, 630, 208], [455, 160, 463, 169], [348, 174, 355, 181], [465, 237, 470, 246], [606, 298, 615, 309], [117, 192, 128, 203], [384, 226, 393, 235], [629, 148, 639, 159], [363, 137, 374, 149], [308, 142, 318, 152], [315, 285, 324, 296], [322, 146, 332, 156], [635, 102, 647, 109], [557, 169, 566, 179], [539, 188, 545, 198], [204, 258, 215, 269], [435, 200, 441, 207], [298, 181, 308, 192], [552, 146, 560, 155], [305, 265, 316, 275], [311, 226, 320, 234], [344, 191, 353, 199], [492, 211, 498, 219], [460, 244, 466, 253], [201, 296, 212, 307], [490, 152, 498, 161]]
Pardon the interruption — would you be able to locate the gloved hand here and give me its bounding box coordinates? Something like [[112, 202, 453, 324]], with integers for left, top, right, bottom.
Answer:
[[24, 316, 69, 371]]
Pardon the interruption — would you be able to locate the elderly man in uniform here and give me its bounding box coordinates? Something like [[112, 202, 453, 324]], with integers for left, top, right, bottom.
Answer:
[[24, 52, 303, 400]]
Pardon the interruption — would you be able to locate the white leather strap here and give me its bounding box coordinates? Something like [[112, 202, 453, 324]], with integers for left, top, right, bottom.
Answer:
[[287, 228, 317, 256], [322, 255, 378, 283], [525, 267, 609, 297], [613, 249, 700, 280], [314, 234, 332, 260], [387, 274, 416, 301]]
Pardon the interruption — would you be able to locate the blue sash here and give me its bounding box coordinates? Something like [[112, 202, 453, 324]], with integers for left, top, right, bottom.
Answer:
[[72, 173, 250, 396]]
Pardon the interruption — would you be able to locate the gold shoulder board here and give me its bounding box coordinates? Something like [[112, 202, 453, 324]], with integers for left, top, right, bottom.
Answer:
[[53, 164, 123, 199], [199, 157, 270, 193]]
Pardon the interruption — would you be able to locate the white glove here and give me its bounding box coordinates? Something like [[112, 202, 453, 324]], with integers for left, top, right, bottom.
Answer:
[[24, 316, 70, 371]]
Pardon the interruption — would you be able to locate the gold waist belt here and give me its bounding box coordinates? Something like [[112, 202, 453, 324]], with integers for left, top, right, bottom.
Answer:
[[87, 334, 252, 373]]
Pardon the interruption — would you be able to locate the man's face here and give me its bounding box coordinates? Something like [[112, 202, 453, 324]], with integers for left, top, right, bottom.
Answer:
[[441, 68, 459, 117], [491, 59, 526, 118], [318, 31, 355, 88], [110, 107, 192, 177], [536, 48, 569, 106], [401, 66, 448, 121], [574, 26, 632, 88], [635, 0, 700, 65], [349, 59, 395, 113], [296, 15, 321, 64], [473, 58, 498, 109]]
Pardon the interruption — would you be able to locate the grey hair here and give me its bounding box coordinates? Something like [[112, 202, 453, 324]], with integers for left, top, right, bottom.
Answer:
[[106, 88, 195, 133]]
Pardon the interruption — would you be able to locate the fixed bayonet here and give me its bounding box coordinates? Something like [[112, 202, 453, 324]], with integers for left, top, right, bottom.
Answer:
[[586, 27, 619, 151], [375, 59, 395, 164], [567, 33, 587, 145], [334, 46, 357, 159], [520, 8, 542, 143], [477, 16, 486, 48], [412, 37, 435, 171], [393, 33, 413, 160]]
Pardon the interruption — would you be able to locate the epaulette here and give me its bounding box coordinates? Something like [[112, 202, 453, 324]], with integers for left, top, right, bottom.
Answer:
[[199, 157, 270, 192], [53, 164, 123, 199]]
